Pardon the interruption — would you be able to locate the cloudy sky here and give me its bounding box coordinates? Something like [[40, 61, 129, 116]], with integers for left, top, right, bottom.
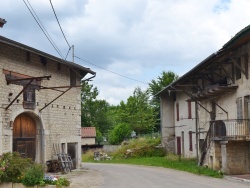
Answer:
[[1, 0, 250, 105]]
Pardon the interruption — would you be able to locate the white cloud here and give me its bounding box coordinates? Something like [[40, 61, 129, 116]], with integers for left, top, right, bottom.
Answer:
[[2, 0, 250, 104]]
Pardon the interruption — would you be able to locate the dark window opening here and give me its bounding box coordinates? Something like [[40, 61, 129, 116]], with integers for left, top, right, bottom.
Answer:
[[70, 69, 76, 86], [176, 103, 179, 121], [189, 131, 193, 151], [57, 63, 61, 71], [188, 101, 192, 119], [40, 56, 47, 66], [26, 51, 30, 61]]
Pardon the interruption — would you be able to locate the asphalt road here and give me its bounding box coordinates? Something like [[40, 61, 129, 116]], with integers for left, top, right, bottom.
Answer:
[[82, 163, 250, 188]]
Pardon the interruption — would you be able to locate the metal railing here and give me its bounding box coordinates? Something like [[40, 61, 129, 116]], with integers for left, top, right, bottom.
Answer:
[[210, 119, 250, 140]]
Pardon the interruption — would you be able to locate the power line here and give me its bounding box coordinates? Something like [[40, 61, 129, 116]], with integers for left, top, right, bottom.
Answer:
[[74, 55, 148, 85], [22, 0, 65, 59], [49, 0, 71, 48]]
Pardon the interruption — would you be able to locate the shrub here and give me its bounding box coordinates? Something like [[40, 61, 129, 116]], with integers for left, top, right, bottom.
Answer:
[[108, 123, 131, 145], [0, 152, 33, 183], [22, 164, 44, 186], [82, 150, 94, 162], [111, 137, 164, 159], [56, 177, 70, 187]]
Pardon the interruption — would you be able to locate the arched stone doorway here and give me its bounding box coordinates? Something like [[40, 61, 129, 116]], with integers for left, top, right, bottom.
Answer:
[[13, 113, 36, 160]]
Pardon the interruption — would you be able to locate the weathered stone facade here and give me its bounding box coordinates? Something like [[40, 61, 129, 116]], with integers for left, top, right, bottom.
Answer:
[[0, 36, 95, 168]]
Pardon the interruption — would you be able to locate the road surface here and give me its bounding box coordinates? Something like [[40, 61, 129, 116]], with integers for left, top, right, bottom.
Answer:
[[74, 163, 250, 188]]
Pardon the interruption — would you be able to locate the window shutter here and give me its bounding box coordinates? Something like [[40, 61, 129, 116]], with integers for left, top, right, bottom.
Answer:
[[189, 131, 193, 151], [23, 86, 36, 109], [188, 101, 192, 119], [176, 103, 179, 121]]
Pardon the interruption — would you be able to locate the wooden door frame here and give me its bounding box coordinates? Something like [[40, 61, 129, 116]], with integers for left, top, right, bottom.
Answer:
[[11, 111, 45, 163]]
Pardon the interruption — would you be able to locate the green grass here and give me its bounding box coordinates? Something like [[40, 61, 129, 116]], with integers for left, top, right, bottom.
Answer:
[[82, 137, 223, 179], [83, 154, 223, 178]]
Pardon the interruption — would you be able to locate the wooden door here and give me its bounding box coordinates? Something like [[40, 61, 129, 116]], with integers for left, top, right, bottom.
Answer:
[[13, 113, 36, 160], [176, 136, 181, 155]]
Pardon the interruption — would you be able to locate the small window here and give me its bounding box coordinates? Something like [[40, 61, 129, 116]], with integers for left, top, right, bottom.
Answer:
[[176, 103, 179, 121], [70, 69, 76, 86], [189, 131, 193, 151], [236, 97, 243, 120], [26, 51, 30, 61], [23, 86, 36, 109]]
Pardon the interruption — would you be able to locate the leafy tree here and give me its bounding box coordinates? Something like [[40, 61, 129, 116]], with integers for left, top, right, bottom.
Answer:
[[148, 71, 179, 98], [116, 87, 156, 134], [108, 123, 131, 145], [148, 71, 179, 131], [95, 129, 103, 145], [81, 82, 112, 135]]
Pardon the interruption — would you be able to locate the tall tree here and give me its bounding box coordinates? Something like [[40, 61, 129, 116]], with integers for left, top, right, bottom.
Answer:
[[148, 71, 179, 131], [116, 87, 156, 134], [81, 82, 111, 135]]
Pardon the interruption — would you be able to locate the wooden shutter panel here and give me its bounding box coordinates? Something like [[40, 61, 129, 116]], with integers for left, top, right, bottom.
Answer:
[[189, 131, 193, 151], [176, 103, 179, 121], [23, 86, 36, 109], [188, 101, 192, 119]]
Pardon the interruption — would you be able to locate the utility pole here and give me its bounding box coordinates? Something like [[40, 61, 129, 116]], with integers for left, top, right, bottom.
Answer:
[[72, 45, 74, 63]]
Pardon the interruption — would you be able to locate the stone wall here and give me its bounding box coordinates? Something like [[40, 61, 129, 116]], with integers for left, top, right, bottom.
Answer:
[[0, 41, 83, 168], [227, 141, 248, 174]]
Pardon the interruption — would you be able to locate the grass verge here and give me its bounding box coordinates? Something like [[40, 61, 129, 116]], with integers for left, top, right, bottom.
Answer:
[[82, 154, 223, 178]]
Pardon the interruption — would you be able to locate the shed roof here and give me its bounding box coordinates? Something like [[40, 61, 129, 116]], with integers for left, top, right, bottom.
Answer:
[[81, 127, 96, 138], [157, 25, 250, 97], [0, 35, 96, 77]]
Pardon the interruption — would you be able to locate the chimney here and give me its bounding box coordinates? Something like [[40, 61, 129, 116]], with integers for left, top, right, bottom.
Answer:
[[0, 18, 7, 28]]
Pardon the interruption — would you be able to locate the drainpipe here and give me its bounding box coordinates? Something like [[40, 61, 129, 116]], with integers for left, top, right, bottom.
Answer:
[[195, 101, 199, 162]]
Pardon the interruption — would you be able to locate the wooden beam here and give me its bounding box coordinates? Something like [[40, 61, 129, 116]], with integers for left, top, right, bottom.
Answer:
[[39, 87, 72, 112], [7, 75, 51, 84]]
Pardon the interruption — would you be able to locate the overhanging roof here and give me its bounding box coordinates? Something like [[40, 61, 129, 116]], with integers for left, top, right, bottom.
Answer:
[[0, 35, 96, 76], [157, 24, 250, 97]]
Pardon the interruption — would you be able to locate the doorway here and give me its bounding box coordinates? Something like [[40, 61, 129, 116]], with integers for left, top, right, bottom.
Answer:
[[13, 113, 36, 160]]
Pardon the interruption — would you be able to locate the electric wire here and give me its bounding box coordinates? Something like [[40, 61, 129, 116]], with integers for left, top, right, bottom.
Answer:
[[74, 55, 148, 85], [49, 0, 71, 48], [23, 0, 147, 85], [22, 0, 65, 59]]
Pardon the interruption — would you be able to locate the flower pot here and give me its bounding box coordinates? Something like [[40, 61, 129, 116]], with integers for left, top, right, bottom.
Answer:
[[0, 182, 12, 188]]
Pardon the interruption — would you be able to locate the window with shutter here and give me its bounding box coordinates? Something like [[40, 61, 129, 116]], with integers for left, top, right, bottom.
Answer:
[[236, 97, 243, 120], [189, 131, 193, 151], [23, 86, 36, 109], [188, 101, 192, 119], [176, 103, 179, 121]]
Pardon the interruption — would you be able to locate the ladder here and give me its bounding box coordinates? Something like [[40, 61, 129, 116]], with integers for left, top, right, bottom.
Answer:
[[57, 153, 73, 173]]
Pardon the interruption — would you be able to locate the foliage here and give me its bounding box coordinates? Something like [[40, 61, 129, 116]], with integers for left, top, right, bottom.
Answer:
[[56, 177, 70, 187], [148, 71, 179, 131], [81, 82, 112, 134], [116, 87, 156, 134], [148, 71, 179, 97], [111, 137, 163, 159], [82, 150, 95, 162], [108, 123, 132, 145], [0, 152, 33, 183], [96, 129, 103, 144], [22, 164, 44, 186]]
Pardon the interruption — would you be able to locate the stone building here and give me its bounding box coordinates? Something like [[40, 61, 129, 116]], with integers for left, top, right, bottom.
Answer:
[[158, 25, 250, 174], [0, 35, 95, 169]]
